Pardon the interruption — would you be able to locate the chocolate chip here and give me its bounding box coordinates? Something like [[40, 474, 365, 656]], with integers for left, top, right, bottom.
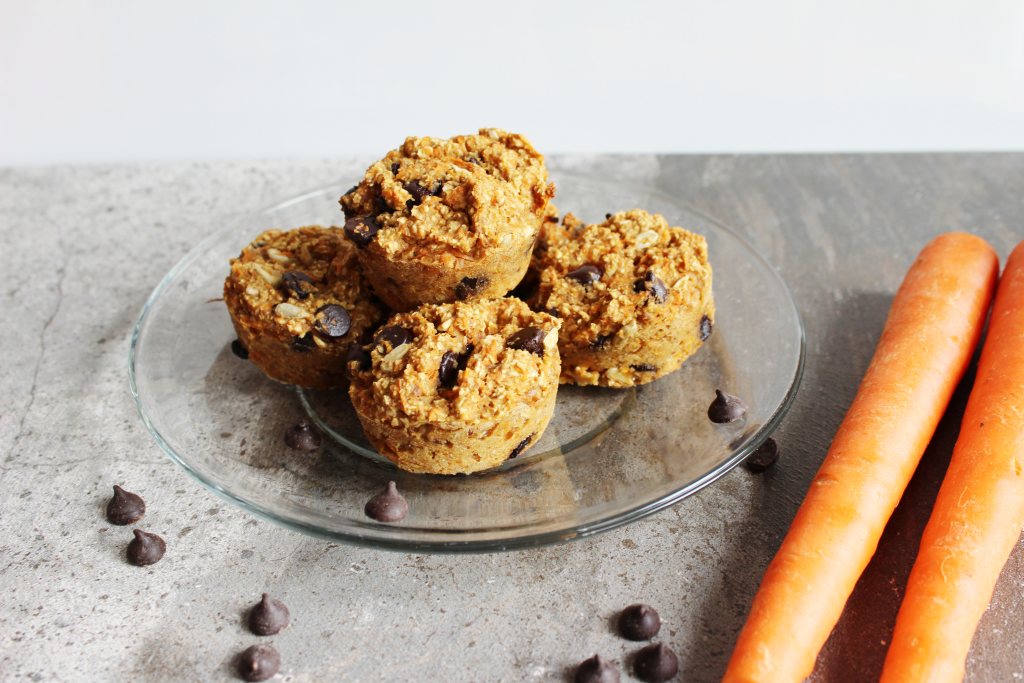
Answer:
[[364, 481, 408, 523], [126, 529, 166, 566], [590, 334, 612, 350], [566, 264, 602, 285], [344, 216, 380, 247], [633, 271, 668, 304], [455, 276, 488, 300], [107, 485, 146, 525], [507, 327, 546, 357], [403, 180, 434, 208], [280, 270, 316, 300], [249, 593, 290, 636], [390, 162, 400, 175], [438, 351, 460, 389], [634, 643, 678, 683], [605, 213, 613, 220], [284, 419, 321, 451], [467, 155, 482, 165], [346, 341, 371, 377], [508, 434, 535, 460], [374, 194, 392, 216], [575, 654, 620, 683], [618, 604, 661, 640], [457, 344, 474, 370], [708, 389, 747, 423], [291, 333, 316, 353], [238, 644, 281, 682], [744, 437, 780, 472], [313, 304, 351, 339], [545, 307, 562, 318], [373, 326, 410, 353], [699, 314, 713, 341], [231, 339, 249, 360], [631, 364, 658, 373]]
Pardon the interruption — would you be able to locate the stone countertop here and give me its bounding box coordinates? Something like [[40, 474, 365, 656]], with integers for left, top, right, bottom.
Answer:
[[2, 154, 1023, 682]]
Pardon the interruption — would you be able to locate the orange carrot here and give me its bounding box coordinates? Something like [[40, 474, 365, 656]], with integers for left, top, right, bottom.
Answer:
[[722, 233, 999, 683], [880, 239, 1024, 682]]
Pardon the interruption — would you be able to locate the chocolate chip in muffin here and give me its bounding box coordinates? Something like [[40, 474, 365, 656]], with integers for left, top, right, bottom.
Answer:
[[634, 643, 678, 683], [708, 389, 747, 423], [346, 342, 371, 377], [238, 644, 281, 682], [508, 434, 535, 460], [364, 481, 408, 523], [403, 180, 435, 208], [633, 271, 668, 304], [631, 364, 658, 373], [231, 339, 249, 360], [344, 215, 381, 247], [291, 333, 316, 353], [438, 351, 460, 389], [313, 304, 351, 339], [506, 327, 546, 357], [744, 437, 780, 472], [566, 264, 602, 286], [699, 314, 713, 341], [618, 603, 661, 640], [107, 485, 146, 525], [281, 271, 316, 300], [575, 654, 620, 683], [284, 419, 321, 451], [455, 276, 488, 300], [373, 326, 410, 354], [249, 593, 290, 636], [126, 529, 166, 566]]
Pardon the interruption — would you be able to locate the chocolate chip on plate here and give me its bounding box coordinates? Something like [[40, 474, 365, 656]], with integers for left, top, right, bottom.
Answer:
[[281, 270, 316, 300], [744, 437, 780, 473], [284, 419, 321, 451], [708, 389, 747, 423], [507, 327, 546, 357], [631, 364, 658, 373], [373, 326, 410, 354], [344, 215, 380, 247], [699, 314, 713, 341], [346, 341, 371, 377], [364, 481, 408, 523], [291, 333, 317, 353], [231, 339, 249, 360], [126, 529, 166, 566], [313, 304, 351, 339], [249, 593, 290, 636], [566, 264, 602, 285], [634, 643, 678, 683], [238, 644, 281, 682], [508, 434, 535, 460], [618, 603, 661, 640], [107, 485, 146, 525], [575, 654, 620, 683], [455, 276, 488, 300], [633, 271, 668, 304]]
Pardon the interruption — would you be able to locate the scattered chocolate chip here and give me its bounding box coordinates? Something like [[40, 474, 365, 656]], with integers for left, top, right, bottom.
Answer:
[[238, 644, 281, 682], [291, 333, 316, 353], [708, 389, 747, 423], [605, 213, 613, 220], [744, 437, 780, 472], [284, 419, 321, 451], [457, 344, 474, 370], [633, 271, 668, 304], [313, 304, 351, 339], [631, 364, 658, 373], [390, 162, 400, 175], [252, 241, 267, 248], [126, 529, 166, 566], [106, 485, 146, 525], [373, 326, 410, 353], [438, 351, 459, 389], [455, 276, 488, 300], [249, 593, 290, 636], [699, 314, 713, 341], [281, 270, 316, 300], [566, 264, 602, 285], [344, 216, 380, 247], [590, 334, 612, 350], [618, 604, 661, 640], [374, 194, 392, 216], [575, 654, 620, 683], [545, 306, 562, 318], [403, 180, 434, 208], [364, 481, 408, 523], [346, 341, 371, 377], [509, 434, 535, 460], [634, 643, 678, 683], [467, 155, 482, 165], [507, 327, 546, 357], [231, 339, 249, 360]]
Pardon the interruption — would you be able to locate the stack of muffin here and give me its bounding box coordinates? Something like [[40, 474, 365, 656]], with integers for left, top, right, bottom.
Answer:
[[224, 128, 715, 475]]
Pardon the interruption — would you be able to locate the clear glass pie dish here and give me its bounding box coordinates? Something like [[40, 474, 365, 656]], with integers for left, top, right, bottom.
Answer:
[[129, 171, 805, 553]]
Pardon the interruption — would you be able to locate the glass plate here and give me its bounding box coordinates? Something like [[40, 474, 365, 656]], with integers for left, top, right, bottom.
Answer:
[[129, 172, 805, 553]]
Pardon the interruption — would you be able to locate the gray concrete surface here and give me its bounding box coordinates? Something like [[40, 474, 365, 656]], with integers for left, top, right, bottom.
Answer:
[[2, 154, 1023, 682]]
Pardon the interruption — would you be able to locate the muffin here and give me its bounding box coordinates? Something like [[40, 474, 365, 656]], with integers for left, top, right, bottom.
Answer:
[[347, 298, 561, 474]]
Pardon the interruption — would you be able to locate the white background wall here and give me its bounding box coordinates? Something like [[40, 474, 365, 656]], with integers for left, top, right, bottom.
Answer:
[[2, 0, 1023, 166]]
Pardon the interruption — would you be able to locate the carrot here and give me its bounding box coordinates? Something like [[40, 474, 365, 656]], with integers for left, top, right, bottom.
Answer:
[[722, 233, 999, 683], [880, 239, 1024, 682]]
